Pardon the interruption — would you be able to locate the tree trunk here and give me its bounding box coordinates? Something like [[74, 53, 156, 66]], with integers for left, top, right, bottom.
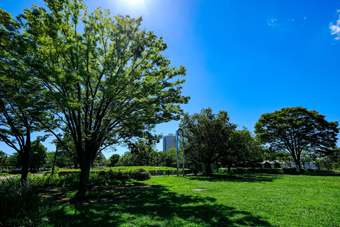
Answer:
[[205, 163, 212, 175], [78, 157, 92, 194], [20, 144, 30, 181], [21, 152, 29, 181], [295, 158, 301, 173]]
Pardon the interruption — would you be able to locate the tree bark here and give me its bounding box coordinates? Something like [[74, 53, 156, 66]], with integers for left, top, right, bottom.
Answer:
[[21, 150, 29, 181], [295, 157, 301, 173], [20, 138, 31, 181], [205, 162, 212, 175], [78, 156, 92, 194]]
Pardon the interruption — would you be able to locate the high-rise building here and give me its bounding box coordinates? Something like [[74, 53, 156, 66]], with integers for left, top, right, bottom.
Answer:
[[163, 133, 176, 151]]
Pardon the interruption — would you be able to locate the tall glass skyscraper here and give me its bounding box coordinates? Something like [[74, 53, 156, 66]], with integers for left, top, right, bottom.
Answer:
[[163, 133, 176, 151]]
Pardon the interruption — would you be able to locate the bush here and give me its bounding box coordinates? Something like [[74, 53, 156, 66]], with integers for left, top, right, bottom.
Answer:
[[282, 167, 308, 174], [264, 162, 272, 168], [130, 168, 151, 180], [218, 167, 283, 174], [274, 162, 281, 168], [98, 168, 151, 181], [0, 178, 49, 227]]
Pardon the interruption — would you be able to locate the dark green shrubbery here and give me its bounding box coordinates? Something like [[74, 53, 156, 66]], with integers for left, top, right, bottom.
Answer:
[[264, 162, 272, 168], [98, 168, 151, 181], [274, 162, 281, 168], [0, 178, 49, 227], [282, 167, 308, 174], [218, 167, 312, 175], [218, 167, 283, 174]]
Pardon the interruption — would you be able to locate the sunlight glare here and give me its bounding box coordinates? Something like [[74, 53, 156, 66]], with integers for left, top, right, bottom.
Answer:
[[127, 0, 142, 5]]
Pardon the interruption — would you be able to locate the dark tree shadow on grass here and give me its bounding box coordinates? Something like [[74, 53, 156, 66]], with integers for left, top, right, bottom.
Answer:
[[48, 183, 271, 227], [188, 174, 282, 183]]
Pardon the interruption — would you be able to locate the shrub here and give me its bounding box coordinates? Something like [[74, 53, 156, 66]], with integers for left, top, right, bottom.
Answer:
[[274, 162, 281, 168], [98, 168, 151, 181], [264, 162, 272, 168], [218, 167, 284, 174], [130, 168, 151, 180], [236, 168, 249, 174], [0, 178, 49, 227]]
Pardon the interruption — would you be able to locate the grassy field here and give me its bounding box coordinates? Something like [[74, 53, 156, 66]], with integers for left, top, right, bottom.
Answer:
[[43, 174, 340, 226]]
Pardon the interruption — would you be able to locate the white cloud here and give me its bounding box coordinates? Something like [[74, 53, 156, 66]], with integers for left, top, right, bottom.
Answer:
[[330, 15, 340, 40], [304, 17, 307, 20], [267, 17, 278, 27], [292, 18, 294, 21]]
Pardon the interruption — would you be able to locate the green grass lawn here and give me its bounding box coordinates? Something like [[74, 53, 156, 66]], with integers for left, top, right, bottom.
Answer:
[[45, 174, 340, 226]]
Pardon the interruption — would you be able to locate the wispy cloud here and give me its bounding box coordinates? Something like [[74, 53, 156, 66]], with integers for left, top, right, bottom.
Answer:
[[267, 17, 278, 27], [330, 15, 340, 40]]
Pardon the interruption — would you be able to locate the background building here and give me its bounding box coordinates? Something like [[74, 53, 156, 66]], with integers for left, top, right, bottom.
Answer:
[[163, 133, 176, 151]]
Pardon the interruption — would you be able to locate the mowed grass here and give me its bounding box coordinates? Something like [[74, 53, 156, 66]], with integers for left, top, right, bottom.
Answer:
[[46, 174, 340, 226]]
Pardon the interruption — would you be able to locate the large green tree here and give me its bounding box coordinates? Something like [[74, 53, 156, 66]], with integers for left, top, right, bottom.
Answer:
[[180, 107, 236, 175], [1, 0, 189, 192], [29, 139, 47, 171], [255, 107, 339, 172], [220, 129, 263, 172], [0, 9, 51, 180]]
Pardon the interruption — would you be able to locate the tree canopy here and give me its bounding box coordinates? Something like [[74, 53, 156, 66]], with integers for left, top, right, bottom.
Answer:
[[180, 107, 236, 175], [0, 0, 189, 192], [109, 154, 120, 167], [29, 139, 47, 170], [255, 107, 339, 172]]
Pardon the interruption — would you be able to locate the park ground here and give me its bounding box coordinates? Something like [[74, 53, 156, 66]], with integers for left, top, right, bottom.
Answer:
[[39, 174, 340, 226]]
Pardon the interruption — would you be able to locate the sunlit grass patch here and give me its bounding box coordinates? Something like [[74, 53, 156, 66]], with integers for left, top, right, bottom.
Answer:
[[45, 174, 340, 226]]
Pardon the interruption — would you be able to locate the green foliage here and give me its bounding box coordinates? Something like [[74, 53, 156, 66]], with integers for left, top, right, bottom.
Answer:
[[127, 133, 163, 166], [255, 107, 339, 172], [109, 154, 120, 167], [0, 0, 189, 192], [159, 147, 177, 167], [29, 140, 47, 170], [0, 151, 7, 166], [220, 129, 264, 169], [98, 168, 151, 181], [281, 167, 308, 174], [264, 162, 271, 168], [274, 162, 281, 168], [277, 152, 294, 167], [218, 167, 284, 174], [180, 107, 236, 175], [0, 178, 49, 227]]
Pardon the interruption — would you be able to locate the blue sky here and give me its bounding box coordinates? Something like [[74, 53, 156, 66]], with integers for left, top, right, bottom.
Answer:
[[1, 0, 340, 158]]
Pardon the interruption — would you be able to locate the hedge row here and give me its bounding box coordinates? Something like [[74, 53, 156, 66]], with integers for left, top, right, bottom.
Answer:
[[46, 168, 192, 176], [218, 167, 309, 174], [45, 168, 150, 181], [97, 168, 151, 181]]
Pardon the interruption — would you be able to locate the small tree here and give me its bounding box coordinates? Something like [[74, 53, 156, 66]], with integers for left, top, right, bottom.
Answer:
[[255, 107, 339, 173], [29, 139, 47, 171], [159, 147, 177, 167], [109, 154, 120, 167]]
